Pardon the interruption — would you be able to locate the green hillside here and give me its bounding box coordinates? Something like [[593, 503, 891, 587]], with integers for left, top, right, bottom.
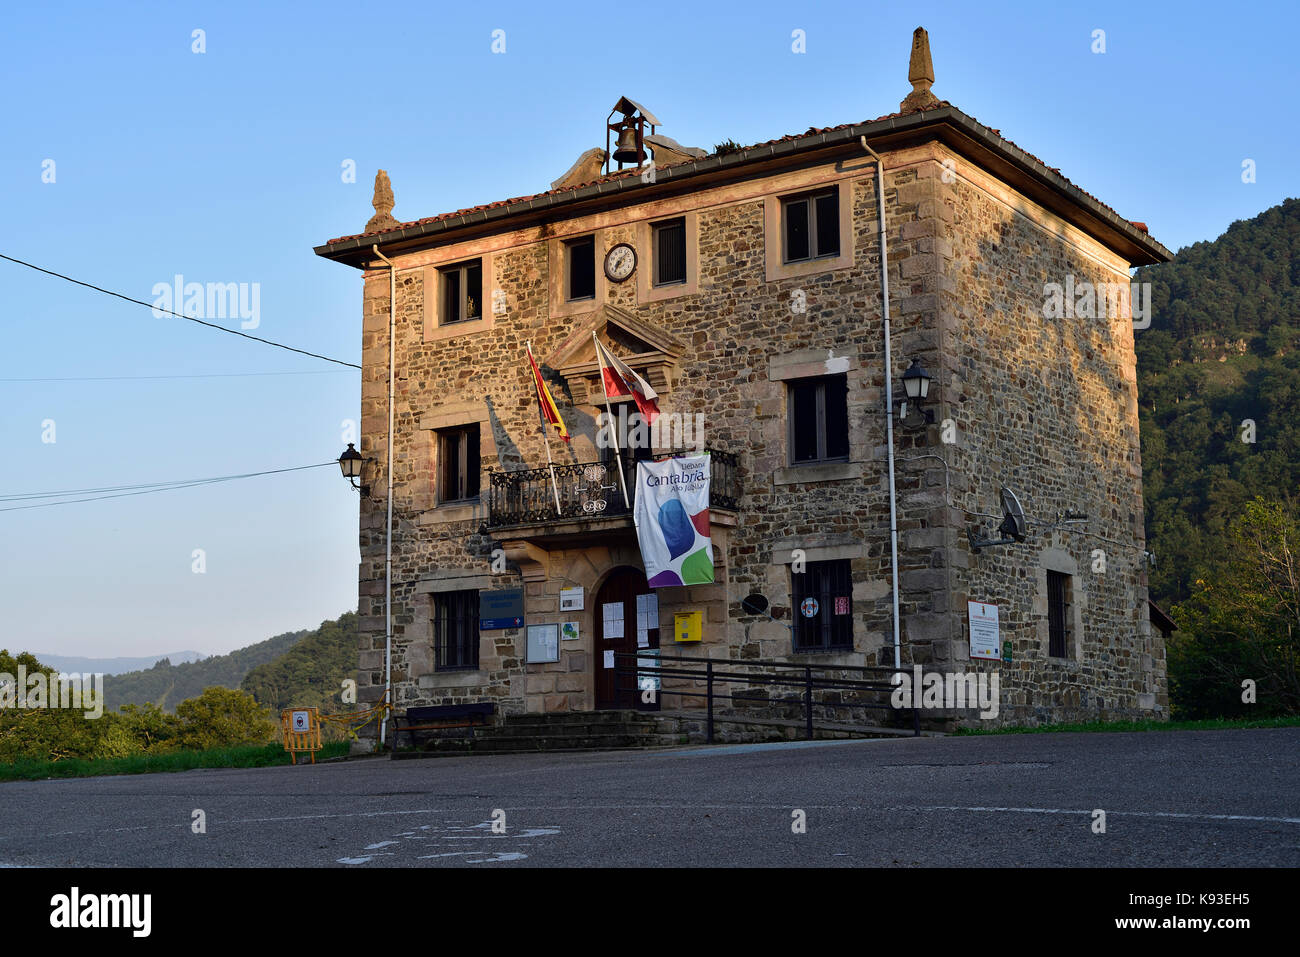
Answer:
[[102, 627, 310, 712], [1135, 197, 1300, 606], [1134, 198, 1300, 718], [240, 612, 357, 714]]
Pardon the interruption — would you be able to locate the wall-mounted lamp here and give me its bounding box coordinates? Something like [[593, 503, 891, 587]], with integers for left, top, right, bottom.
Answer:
[[338, 443, 369, 496], [896, 358, 934, 428]]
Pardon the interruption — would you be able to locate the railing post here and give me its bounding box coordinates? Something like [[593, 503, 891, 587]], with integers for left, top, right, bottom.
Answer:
[[706, 659, 714, 744], [804, 665, 813, 740]]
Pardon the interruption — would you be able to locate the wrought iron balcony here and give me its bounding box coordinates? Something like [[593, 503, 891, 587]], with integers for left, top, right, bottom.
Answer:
[[486, 448, 739, 530]]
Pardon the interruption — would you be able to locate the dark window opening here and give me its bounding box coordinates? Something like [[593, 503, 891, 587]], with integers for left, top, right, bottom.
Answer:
[[440, 259, 482, 324], [788, 375, 849, 464], [1048, 571, 1072, 658], [434, 590, 479, 670], [438, 424, 480, 503], [567, 237, 596, 301], [782, 187, 840, 264], [653, 218, 687, 286], [793, 560, 853, 652]]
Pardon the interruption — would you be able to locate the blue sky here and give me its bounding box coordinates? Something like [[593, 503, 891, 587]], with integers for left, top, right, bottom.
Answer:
[[1, 1, 1295, 658]]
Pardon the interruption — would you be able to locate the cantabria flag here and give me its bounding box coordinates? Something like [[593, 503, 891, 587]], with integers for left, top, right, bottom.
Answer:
[[633, 454, 714, 587]]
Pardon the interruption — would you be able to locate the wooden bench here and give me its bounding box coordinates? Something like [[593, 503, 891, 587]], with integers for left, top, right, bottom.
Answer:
[[390, 703, 495, 754]]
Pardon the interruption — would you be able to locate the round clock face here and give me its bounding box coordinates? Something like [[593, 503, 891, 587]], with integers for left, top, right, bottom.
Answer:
[[604, 243, 636, 282]]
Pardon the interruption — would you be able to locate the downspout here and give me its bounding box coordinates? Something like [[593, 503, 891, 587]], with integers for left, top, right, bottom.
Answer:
[[860, 137, 902, 672], [372, 245, 396, 747]]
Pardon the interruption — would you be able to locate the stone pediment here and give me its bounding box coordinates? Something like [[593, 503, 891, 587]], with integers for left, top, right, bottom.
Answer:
[[547, 305, 684, 405]]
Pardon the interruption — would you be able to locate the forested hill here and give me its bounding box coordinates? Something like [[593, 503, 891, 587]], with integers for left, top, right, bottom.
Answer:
[[241, 612, 357, 714], [101, 626, 311, 712], [1134, 197, 1300, 606]]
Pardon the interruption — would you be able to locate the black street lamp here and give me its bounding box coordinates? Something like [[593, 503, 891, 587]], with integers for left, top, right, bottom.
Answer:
[[897, 358, 934, 427], [338, 443, 368, 495]]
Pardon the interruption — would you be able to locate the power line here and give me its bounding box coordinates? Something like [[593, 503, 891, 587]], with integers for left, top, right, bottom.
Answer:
[[0, 462, 337, 512], [0, 370, 352, 383], [0, 254, 361, 370]]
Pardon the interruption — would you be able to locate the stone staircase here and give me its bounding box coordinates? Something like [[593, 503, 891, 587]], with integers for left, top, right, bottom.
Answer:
[[391, 709, 917, 758]]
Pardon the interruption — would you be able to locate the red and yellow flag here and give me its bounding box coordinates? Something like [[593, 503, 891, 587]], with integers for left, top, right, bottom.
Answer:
[[527, 343, 570, 443]]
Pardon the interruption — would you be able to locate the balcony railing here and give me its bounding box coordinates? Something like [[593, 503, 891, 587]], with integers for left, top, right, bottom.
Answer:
[[486, 448, 739, 529]]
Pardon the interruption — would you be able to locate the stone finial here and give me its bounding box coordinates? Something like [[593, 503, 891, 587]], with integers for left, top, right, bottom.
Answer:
[[366, 169, 398, 232], [900, 27, 941, 113]]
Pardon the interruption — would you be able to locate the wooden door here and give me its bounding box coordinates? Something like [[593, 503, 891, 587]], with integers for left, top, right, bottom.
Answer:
[[594, 567, 659, 710]]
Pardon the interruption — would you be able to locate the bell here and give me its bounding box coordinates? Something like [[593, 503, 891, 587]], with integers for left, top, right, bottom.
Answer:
[[612, 126, 643, 164]]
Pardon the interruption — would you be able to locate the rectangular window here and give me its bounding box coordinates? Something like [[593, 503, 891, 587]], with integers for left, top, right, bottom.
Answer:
[[1047, 571, 1072, 658], [793, 560, 853, 652], [653, 217, 687, 287], [434, 590, 479, 670], [438, 424, 480, 503], [566, 236, 596, 301], [782, 187, 840, 264], [788, 375, 849, 464], [440, 259, 482, 324]]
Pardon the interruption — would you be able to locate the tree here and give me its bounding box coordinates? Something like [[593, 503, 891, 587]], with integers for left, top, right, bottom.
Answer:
[[1170, 498, 1300, 718], [173, 687, 277, 751]]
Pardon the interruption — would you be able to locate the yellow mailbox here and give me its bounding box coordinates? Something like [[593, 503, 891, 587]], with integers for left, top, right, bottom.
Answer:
[[674, 611, 703, 643]]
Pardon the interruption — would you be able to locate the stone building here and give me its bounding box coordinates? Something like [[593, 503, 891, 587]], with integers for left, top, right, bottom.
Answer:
[[315, 28, 1171, 739]]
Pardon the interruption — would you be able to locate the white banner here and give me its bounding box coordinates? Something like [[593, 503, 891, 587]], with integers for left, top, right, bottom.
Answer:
[[633, 454, 714, 587]]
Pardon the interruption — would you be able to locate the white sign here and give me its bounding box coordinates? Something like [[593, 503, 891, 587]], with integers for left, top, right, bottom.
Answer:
[[526, 623, 560, 663], [602, 602, 624, 639], [603, 649, 615, 669], [560, 586, 584, 611], [968, 601, 1000, 660], [291, 710, 310, 733]]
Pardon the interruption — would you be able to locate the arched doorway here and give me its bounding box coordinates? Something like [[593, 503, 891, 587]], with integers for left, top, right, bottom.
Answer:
[[593, 566, 660, 710]]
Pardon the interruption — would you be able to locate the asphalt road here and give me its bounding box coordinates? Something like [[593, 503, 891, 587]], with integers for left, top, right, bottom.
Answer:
[[1, 728, 1296, 867]]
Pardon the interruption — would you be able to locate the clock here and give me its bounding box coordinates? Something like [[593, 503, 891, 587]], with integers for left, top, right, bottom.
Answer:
[[604, 243, 637, 282]]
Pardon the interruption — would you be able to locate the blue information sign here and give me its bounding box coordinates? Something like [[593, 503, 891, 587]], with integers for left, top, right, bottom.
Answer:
[[479, 588, 524, 630]]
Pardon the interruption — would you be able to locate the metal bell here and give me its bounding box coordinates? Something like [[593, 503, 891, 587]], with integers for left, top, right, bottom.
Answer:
[[612, 126, 643, 164]]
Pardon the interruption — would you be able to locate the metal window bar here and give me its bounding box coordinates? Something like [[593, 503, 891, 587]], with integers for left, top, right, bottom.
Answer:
[[1047, 571, 1069, 658]]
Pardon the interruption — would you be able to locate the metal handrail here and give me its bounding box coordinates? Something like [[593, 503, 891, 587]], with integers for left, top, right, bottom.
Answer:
[[612, 652, 920, 741]]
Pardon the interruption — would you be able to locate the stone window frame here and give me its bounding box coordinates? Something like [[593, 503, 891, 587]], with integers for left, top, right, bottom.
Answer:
[[548, 229, 608, 320], [636, 210, 700, 304], [413, 572, 498, 686], [767, 349, 863, 485], [1035, 548, 1086, 664], [423, 253, 497, 342], [417, 402, 497, 522], [771, 542, 866, 655], [763, 180, 854, 282]]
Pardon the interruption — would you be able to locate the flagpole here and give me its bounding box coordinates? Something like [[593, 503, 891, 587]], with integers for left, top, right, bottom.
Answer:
[[527, 341, 563, 516], [593, 332, 631, 508]]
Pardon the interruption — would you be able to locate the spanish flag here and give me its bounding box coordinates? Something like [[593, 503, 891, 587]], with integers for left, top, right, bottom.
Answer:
[[527, 342, 570, 443]]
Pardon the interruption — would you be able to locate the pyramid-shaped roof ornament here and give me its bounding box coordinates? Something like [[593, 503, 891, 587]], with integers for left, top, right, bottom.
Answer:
[[900, 27, 941, 113]]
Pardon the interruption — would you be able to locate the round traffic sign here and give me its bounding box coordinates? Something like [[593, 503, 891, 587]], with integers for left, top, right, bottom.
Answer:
[[800, 597, 819, 618]]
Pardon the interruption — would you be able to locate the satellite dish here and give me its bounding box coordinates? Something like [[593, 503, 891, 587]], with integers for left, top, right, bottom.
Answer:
[[740, 593, 769, 616], [998, 487, 1027, 542], [967, 485, 1029, 553]]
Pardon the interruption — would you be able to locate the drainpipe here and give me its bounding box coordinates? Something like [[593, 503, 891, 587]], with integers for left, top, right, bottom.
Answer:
[[372, 244, 396, 747], [860, 137, 902, 672]]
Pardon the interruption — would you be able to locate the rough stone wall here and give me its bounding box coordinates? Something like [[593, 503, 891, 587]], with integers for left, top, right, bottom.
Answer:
[[930, 151, 1167, 726], [349, 138, 1167, 736]]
